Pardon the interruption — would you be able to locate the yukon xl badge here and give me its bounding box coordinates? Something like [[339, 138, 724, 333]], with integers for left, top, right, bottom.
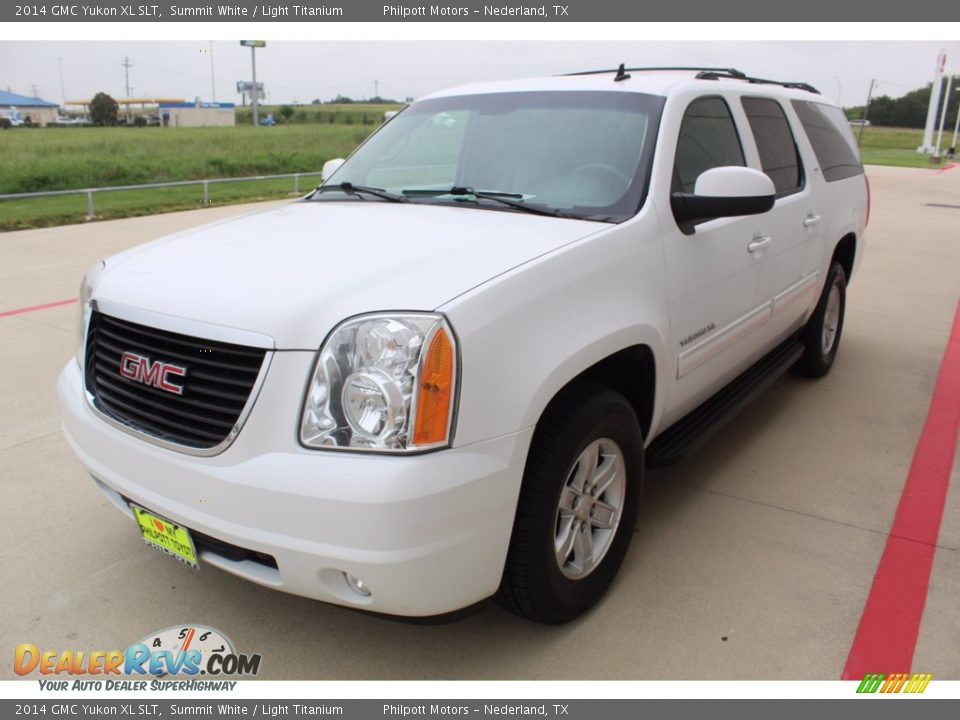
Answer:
[[680, 323, 717, 347], [119, 351, 187, 395]]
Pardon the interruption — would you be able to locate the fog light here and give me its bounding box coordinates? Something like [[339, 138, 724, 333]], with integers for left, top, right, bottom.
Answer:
[[345, 572, 372, 597]]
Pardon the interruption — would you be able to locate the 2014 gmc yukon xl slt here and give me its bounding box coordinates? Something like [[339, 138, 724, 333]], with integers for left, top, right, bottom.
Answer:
[[59, 67, 868, 623]]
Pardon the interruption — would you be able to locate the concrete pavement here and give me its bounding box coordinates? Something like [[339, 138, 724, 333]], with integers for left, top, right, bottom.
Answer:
[[1, 169, 957, 680]]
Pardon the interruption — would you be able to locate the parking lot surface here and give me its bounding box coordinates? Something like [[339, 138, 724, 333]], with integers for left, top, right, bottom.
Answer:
[[1, 167, 958, 680]]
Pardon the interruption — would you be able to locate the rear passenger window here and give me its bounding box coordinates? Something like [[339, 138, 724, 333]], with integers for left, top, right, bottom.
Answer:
[[673, 97, 745, 194], [791, 100, 864, 182], [742, 97, 803, 196]]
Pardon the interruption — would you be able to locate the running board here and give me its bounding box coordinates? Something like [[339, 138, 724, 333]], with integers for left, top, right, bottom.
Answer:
[[646, 338, 804, 467]]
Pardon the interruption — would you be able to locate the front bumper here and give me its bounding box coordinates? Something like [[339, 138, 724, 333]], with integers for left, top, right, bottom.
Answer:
[[58, 356, 532, 617]]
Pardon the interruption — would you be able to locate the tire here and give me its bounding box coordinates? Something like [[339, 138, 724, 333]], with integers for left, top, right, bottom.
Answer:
[[495, 383, 644, 624], [792, 260, 847, 378]]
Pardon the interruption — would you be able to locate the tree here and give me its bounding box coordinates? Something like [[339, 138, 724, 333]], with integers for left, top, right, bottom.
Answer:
[[852, 76, 959, 129], [278, 104, 295, 122], [90, 92, 119, 126]]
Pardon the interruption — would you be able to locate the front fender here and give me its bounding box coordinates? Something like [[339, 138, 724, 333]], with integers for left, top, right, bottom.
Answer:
[[441, 214, 670, 449]]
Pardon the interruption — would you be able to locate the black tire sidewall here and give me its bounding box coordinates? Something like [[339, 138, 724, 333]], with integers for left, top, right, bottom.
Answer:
[[814, 263, 846, 368], [796, 261, 847, 377], [520, 390, 643, 622]]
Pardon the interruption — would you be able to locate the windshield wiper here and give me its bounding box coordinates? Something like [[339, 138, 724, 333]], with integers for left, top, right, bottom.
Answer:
[[314, 182, 407, 203], [402, 187, 571, 218]]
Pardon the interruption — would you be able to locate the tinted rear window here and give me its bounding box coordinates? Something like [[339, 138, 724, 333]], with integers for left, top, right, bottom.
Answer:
[[791, 100, 864, 182], [742, 97, 803, 195]]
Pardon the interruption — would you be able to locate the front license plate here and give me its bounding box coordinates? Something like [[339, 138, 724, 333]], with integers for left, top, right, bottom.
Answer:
[[130, 504, 199, 569]]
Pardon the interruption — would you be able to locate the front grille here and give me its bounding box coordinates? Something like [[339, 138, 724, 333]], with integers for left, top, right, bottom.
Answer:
[[85, 311, 268, 450]]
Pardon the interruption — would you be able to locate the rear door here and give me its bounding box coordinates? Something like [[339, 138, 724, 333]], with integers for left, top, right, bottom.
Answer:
[[740, 96, 823, 341]]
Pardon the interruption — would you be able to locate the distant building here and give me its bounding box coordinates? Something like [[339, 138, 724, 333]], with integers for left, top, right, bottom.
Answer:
[[0, 90, 59, 126], [159, 101, 236, 128]]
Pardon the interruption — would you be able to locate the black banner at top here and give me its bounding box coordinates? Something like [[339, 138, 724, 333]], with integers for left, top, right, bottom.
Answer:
[[4, 0, 960, 22]]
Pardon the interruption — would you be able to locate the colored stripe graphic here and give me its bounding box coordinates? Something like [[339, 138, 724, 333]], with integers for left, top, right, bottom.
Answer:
[[856, 673, 932, 694], [842, 300, 960, 679], [0, 298, 76, 318]]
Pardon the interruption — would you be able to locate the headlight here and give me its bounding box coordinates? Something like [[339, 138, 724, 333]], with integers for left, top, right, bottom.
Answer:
[[76, 260, 106, 369], [300, 313, 458, 453]]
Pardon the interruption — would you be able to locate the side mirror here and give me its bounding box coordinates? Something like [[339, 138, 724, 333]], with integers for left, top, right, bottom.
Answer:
[[321, 158, 345, 183], [671, 166, 775, 231]]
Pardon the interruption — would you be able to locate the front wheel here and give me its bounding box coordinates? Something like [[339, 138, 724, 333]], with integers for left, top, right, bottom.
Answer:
[[792, 260, 847, 378], [495, 384, 643, 624]]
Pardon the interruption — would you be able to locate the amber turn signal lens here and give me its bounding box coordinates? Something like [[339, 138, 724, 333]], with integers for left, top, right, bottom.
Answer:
[[412, 327, 455, 446]]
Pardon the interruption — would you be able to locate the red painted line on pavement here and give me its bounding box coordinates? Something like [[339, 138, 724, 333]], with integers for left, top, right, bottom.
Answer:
[[936, 163, 957, 174], [0, 298, 76, 318], [842, 299, 960, 679]]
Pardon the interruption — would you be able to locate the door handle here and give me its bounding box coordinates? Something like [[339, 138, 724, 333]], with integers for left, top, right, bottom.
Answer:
[[748, 235, 772, 253], [803, 214, 821, 228]]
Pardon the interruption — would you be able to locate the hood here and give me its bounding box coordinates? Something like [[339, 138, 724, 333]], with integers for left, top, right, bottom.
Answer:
[[94, 200, 604, 348]]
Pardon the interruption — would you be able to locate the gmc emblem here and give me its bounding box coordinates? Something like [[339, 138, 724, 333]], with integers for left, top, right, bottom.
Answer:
[[119, 351, 187, 395]]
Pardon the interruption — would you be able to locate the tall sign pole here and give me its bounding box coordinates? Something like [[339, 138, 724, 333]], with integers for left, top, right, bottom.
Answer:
[[951, 90, 960, 155], [241, 41, 266, 126], [935, 74, 953, 158], [919, 49, 946, 154]]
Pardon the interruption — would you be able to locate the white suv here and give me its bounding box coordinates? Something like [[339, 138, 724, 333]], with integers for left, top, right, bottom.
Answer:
[[59, 67, 868, 623]]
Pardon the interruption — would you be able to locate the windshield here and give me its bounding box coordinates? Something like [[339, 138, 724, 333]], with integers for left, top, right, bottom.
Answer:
[[315, 91, 665, 222]]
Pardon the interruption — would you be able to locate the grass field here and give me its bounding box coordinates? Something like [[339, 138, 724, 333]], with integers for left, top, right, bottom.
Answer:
[[856, 126, 952, 169], [0, 124, 378, 230], [0, 121, 952, 231]]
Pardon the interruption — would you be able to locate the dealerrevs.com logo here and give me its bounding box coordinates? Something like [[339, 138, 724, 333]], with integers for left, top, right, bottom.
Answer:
[[15, 625, 261, 690]]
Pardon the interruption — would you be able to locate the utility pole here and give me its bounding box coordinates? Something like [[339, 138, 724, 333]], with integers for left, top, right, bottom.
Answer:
[[209, 41, 216, 102], [31, 84, 39, 98], [374, 79, 379, 99], [121, 56, 132, 98], [57, 57, 66, 106], [121, 55, 133, 121], [858, 79, 876, 147]]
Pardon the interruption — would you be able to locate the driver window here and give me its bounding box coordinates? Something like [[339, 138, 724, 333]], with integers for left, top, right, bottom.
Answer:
[[673, 97, 745, 194]]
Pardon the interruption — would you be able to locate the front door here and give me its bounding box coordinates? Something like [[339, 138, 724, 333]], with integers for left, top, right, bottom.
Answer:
[[658, 95, 776, 425]]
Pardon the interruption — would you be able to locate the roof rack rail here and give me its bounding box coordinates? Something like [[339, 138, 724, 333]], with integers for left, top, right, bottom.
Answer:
[[562, 66, 747, 78], [560, 65, 820, 95], [695, 70, 820, 94]]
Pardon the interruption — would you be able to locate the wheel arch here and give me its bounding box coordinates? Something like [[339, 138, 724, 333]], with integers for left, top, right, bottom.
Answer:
[[533, 342, 658, 444], [832, 232, 857, 286]]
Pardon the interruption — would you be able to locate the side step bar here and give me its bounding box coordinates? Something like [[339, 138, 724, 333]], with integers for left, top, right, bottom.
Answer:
[[646, 337, 805, 467]]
